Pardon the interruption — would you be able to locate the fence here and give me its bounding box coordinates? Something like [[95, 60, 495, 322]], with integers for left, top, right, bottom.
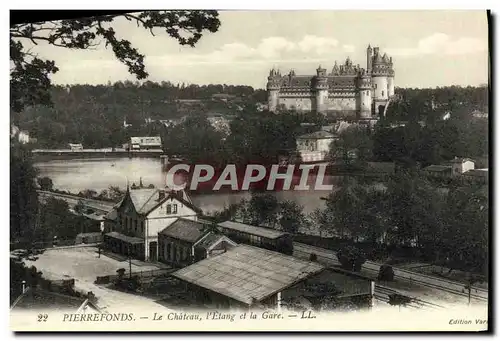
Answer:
[[95, 268, 173, 285]]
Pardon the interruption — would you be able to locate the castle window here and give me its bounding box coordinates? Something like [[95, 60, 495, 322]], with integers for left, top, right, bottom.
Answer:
[[366, 91, 369, 95], [382, 91, 385, 96]]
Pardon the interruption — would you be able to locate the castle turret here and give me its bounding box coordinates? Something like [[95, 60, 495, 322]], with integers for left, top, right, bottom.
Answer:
[[356, 69, 373, 120], [331, 61, 339, 75], [266, 68, 281, 112], [387, 56, 395, 97], [313, 65, 328, 114], [371, 47, 390, 116], [367, 45, 373, 73]]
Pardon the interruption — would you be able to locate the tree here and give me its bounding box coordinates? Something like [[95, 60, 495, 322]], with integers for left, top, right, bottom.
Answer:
[[336, 245, 366, 272], [278, 200, 305, 235], [162, 115, 228, 166], [108, 186, 125, 202], [10, 141, 39, 244], [247, 193, 280, 227], [307, 208, 329, 238], [330, 125, 373, 165], [384, 172, 445, 252], [37, 176, 53, 191], [322, 178, 367, 239], [378, 264, 395, 281], [74, 200, 86, 214], [441, 184, 488, 275], [388, 293, 413, 311], [10, 11, 220, 113]]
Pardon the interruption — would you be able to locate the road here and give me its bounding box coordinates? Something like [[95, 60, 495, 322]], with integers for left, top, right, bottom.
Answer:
[[293, 242, 488, 305]]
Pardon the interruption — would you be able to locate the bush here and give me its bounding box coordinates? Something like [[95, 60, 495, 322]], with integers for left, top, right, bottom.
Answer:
[[336, 246, 366, 272], [388, 293, 412, 307], [378, 264, 395, 281], [116, 268, 126, 279], [114, 276, 141, 292], [309, 253, 318, 262]]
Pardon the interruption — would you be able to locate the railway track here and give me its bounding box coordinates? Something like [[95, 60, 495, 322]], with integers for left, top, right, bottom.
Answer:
[[37, 190, 116, 213], [375, 285, 445, 310], [293, 242, 488, 303]]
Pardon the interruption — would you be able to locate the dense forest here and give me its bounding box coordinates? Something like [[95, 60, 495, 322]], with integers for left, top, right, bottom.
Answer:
[[13, 81, 267, 149], [12, 83, 488, 151]]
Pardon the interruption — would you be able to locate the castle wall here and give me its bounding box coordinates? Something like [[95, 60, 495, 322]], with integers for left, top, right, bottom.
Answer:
[[326, 97, 357, 112], [387, 77, 394, 97], [316, 90, 329, 113], [372, 76, 388, 101], [268, 90, 279, 112], [278, 96, 313, 111], [358, 89, 372, 119]]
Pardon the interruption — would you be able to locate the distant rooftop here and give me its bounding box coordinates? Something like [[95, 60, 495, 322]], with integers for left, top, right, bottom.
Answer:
[[172, 244, 324, 305], [218, 221, 287, 240], [297, 130, 337, 140]]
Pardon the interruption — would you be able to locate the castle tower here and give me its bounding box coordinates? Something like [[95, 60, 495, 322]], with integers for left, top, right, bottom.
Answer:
[[387, 56, 395, 97], [371, 47, 390, 117], [367, 45, 373, 73], [357, 69, 373, 120], [266, 68, 281, 112], [313, 65, 328, 114]]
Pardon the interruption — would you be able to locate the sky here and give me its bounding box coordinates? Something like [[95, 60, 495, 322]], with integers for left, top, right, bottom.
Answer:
[[24, 10, 489, 89]]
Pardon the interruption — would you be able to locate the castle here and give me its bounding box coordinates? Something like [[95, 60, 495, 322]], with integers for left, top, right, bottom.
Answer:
[[266, 45, 395, 120]]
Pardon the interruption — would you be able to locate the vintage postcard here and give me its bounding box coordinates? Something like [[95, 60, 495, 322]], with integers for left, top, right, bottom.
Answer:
[[9, 9, 490, 332]]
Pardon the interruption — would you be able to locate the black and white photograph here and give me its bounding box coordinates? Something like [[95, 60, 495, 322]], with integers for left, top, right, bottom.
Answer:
[[8, 8, 490, 332]]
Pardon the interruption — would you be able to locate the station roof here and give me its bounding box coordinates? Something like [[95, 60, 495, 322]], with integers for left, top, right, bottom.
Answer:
[[159, 218, 208, 243], [172, 244, 324, 305], [105, 231, 144, 244], [218, 221, 287, 240]]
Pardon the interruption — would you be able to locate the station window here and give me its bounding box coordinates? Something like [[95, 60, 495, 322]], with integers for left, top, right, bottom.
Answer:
[[166, 204, 172, 214], [172, 204, 178, 214]]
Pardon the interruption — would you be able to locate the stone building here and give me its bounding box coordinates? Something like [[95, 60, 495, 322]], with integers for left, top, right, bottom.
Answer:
[[296, 130, 338, 163], [267, 45, 395, 120], [103, 187, 201, 262]]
